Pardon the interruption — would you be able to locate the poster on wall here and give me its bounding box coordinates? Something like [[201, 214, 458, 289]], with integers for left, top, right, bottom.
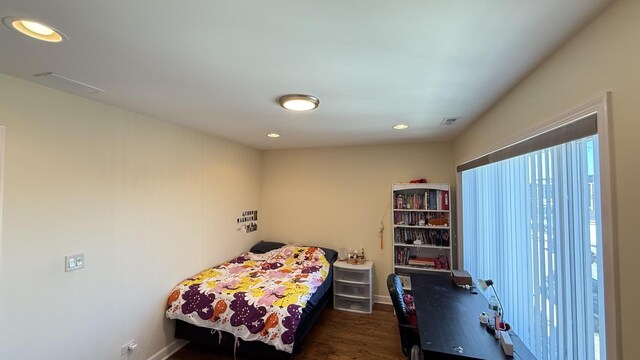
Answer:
[[236, 210, 258, 233]]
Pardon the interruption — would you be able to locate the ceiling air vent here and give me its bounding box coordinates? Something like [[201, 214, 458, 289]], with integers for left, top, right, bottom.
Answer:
[[33, 72, 104, 94], [440, 117, 459, 126]]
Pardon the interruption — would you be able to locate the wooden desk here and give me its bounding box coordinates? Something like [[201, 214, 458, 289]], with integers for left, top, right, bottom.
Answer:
[[410, 272, 536, 359]]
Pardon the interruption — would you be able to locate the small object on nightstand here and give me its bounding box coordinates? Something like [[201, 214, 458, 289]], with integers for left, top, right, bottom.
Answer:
[[347, 250, 356, 264], [338, 248, 347, 261], [347, 248, 366, 265], [356, 248, 366, 265]]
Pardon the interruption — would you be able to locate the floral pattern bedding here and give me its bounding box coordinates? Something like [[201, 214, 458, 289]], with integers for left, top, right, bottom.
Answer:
[[165, 245, 330, 353]]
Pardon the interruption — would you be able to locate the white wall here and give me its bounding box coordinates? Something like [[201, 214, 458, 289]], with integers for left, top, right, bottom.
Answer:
[[4, 0, 638, 357], [0, 74, 263, 360], [261, 142, 455, 298], [453, 0, 640, 357]]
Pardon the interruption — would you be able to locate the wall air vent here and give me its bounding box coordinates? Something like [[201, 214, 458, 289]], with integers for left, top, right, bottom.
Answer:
[[440, 117, 459, 126], [33, 72, 104, 94]]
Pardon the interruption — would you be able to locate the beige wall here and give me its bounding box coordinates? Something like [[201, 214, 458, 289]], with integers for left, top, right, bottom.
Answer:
[[0, 74, 263, 360], [3, 0, 637, 357], [454, 0, 640, 358], [261, 142, 455, 298]]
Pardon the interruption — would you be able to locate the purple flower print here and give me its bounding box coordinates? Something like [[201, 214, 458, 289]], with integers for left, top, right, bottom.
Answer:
[[261, 262, 283, 271], [281, 304, 301, 344], [230, 292, 267, 334], [229, 255, 248, 264], [308, 276, 323, 289], [181, 284, 216, 320], [301, 265, 321, 274]]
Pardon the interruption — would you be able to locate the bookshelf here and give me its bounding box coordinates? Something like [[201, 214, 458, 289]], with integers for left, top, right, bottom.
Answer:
[[392, 183, 452, 290]]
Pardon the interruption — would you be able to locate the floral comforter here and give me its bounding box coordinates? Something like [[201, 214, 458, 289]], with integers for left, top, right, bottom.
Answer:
[[165, 245, 330, 353]]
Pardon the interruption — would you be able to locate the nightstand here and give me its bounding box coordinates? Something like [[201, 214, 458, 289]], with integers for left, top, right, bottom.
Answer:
[[333, 260, 374, 313]]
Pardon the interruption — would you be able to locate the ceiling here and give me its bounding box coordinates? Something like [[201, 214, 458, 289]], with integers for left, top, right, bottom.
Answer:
[[0, 0, 613, 150]]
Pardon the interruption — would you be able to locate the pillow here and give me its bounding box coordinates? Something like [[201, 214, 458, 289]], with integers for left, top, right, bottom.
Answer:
[[319, 247, 338, 263], [281, 244, 338, 263], [268, 245, 325, 261], [249, 240, 286, 254]]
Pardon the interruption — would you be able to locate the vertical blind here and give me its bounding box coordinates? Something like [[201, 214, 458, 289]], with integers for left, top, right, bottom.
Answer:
[[461, 127, 605, 359]]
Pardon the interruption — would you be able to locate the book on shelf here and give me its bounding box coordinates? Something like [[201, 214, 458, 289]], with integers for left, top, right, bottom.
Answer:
[[406, 255, 451, 270], [394, 211, 402, 224], [429, 190, 437, 210], [427, 229, 450, 247], [442, 190, 449, 210], [395, 227, 449, 246], [408, 257, 435, 267], [422, 189, 450, 211], [395, 212, 429, 226], [396, 247, 410, 265], [396, 228, 424, 244]]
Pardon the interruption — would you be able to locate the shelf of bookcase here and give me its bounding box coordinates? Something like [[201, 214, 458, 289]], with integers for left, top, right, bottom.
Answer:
[[393, 209, 450, 212], [393, 183, 449, 191], [393, 243, 450, 249], [394, 265, 451, 273], [393, 225, 450, 230]]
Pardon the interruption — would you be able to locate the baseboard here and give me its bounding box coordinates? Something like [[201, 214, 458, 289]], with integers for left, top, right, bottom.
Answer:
[[147, 339, 189, 360], [373, 294, 391, 305]]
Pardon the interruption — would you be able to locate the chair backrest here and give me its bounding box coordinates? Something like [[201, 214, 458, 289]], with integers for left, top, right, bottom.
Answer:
[[387, 274, 410, 325]]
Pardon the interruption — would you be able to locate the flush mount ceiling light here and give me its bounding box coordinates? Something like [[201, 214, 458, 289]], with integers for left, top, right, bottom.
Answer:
[[393, 124, 409, 130], [278, 94, 319, 111], [2, 17, 66, 42], [266, 133, 281, 138]]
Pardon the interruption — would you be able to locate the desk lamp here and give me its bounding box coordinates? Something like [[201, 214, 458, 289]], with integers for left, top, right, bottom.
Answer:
[[477, 279, 505, 329]]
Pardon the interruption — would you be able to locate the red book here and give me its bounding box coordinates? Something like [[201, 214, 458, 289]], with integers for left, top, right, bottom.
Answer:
[[442, 190, 449, 210]]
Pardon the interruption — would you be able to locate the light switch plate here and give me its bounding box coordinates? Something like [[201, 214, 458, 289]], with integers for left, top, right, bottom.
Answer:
[[65, 253, 85, 272]]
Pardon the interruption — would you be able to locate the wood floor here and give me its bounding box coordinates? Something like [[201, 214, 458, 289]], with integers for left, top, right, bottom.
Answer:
[[169, 303, 405, 360]]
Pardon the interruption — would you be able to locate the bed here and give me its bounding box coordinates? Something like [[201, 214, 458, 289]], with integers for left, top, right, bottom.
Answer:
[[166, 241, 337, 359]]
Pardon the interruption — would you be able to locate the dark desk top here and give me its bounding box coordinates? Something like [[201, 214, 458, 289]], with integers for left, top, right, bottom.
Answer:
[[410, 272, 536, 360]]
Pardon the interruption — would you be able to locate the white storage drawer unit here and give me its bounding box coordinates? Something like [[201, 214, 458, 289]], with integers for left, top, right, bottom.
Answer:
[[334, 295, 372, 313], [335, 281, 369, 297], [333, 260, 373, 313]]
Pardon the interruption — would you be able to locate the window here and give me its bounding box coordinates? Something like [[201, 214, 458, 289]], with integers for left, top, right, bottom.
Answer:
[[459, 114, 606, 359]]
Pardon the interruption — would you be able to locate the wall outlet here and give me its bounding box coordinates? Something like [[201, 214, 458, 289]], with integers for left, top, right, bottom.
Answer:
[[65, 253, 85, 272], [120, 342, 129, 356], [120, 340, 137, 356]]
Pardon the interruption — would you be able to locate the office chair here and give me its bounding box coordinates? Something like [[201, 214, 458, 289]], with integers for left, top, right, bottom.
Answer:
[[387, 274, 423, 360]]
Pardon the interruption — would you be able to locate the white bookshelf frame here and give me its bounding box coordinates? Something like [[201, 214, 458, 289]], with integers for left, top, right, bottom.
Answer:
[[392, 183, 452, 289]]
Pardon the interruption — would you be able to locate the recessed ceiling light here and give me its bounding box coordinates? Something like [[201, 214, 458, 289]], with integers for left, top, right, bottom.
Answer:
[[267, 133, 281, 138], [2, 17, 66, 42], [393, 124, 409, 130], [278, 94, 319, 111]]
